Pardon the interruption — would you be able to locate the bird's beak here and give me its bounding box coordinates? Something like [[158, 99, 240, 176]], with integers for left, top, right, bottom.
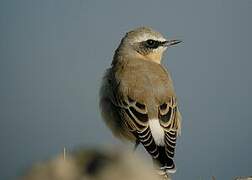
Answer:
[[162, 39, 182, 47]]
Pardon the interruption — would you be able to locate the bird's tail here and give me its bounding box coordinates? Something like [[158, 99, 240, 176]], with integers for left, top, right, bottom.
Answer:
[[135, 128, 177, 174], [155, 146, 176, 174]]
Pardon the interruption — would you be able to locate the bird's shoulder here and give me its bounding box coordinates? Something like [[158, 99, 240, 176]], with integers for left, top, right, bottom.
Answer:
[[108, 59, 176, 104], [117, 59, 170, 84]]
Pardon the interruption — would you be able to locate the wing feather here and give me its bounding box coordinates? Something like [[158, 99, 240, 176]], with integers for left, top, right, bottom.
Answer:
[[103, 74, 181, 172]]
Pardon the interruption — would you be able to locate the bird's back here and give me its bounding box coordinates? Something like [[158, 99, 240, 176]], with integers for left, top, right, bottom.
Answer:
[[116, 59, 176, 116]]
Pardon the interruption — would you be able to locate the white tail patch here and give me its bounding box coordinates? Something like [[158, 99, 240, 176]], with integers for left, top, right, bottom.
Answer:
[[149, 119, 165, 145]]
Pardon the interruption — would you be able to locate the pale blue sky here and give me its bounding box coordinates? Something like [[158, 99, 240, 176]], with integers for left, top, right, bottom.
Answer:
[[0, 0, 252, 179]]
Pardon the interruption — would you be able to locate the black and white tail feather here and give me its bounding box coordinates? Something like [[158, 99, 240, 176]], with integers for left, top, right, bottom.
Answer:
[[118, 96, 181, 175]]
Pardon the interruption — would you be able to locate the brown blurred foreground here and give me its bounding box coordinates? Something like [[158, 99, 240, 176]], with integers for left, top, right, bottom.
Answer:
[[20, 147, 170, 180], [235, 177, 252, 180]]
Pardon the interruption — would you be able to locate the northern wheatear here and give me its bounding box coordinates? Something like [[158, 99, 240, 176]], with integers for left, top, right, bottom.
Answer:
[[100, 27, 182, 175]]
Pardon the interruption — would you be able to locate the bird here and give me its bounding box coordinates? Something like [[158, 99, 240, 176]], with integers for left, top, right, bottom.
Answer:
[[99, 27, 182, 175]]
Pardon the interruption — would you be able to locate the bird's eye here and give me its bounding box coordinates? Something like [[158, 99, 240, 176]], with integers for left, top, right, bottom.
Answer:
[[147, 39, 154, 45], [145, 39, 159, 49]]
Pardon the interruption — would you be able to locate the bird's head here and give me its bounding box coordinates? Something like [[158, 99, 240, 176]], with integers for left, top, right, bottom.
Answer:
[[115, 27, 181, 64]]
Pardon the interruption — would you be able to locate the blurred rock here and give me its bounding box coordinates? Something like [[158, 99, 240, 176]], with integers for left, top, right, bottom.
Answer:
[[235, 177, 252, 180], [20, 148, 170, 180]]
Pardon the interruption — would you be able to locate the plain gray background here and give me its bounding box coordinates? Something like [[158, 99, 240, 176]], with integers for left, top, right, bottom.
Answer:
[[0, 0, 252, 179]]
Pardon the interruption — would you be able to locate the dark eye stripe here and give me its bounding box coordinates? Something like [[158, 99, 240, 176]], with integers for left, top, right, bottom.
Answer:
[[145, 39, 161, 49]]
